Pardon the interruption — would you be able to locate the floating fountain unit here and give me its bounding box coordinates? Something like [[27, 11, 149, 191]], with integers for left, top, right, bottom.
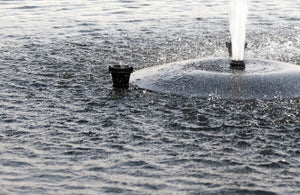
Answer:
[[110, 0, 300, 99]]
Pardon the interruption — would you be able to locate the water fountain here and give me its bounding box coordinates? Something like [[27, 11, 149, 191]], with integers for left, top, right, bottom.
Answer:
[[110, 0, 300, 99]]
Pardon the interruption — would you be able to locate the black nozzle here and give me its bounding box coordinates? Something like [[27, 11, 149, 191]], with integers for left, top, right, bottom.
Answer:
[[230, 60, 245, 69], [226, 42, 248, 57], [109, 65, 133, 89]]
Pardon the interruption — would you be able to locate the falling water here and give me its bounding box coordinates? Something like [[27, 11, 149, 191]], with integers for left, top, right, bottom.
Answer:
[[229, 0, 248, 61]]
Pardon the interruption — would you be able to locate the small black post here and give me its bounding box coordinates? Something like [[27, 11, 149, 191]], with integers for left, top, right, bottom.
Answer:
[[109, 65, 133, 89]]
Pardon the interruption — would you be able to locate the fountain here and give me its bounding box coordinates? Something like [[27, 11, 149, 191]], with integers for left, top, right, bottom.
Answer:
[[111, 0, 300, 99]]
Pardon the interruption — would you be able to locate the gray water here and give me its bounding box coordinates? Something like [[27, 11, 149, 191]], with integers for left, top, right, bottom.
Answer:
[[0, 0, 299, 194]]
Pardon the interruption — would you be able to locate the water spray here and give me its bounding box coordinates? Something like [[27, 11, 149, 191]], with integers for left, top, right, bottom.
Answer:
[[229, 0, 248, 69]]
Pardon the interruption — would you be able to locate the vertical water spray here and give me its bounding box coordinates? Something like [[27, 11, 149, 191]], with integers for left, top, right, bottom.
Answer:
[[229, 0, 248, 68]]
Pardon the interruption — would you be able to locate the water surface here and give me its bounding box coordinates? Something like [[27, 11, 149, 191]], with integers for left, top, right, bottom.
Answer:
[[0, 0, 299, 194]]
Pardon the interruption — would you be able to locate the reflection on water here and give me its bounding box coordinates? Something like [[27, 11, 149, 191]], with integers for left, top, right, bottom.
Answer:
[[0, 0, 299, 194], [230, 71, 244, 99]]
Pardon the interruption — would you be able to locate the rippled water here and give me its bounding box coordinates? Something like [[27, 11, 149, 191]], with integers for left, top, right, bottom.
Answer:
[[0, 0, 299, 194]]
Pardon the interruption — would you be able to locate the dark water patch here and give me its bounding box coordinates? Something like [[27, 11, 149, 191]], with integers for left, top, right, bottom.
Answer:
[[142, 163, 162, 171], [214, 189, 278, 195], [259, 148, 275, 156], [36, 72, 57, 78], [62, 184, 86, 190], [227, 166, 259, 174], [159, 158, 223, 167], [287, 17, 300, 21], [78, 22, 96, 27], [258, 161, 290, 169], [221, 159, 243, 166], [76, 119, 89, 124], [1, 118, 18, 124], [81, 131, 97, 137], [106, 144, 131, 152], [13, 6, 41, 10], [124, 19, 143, 23], [134, 183, 165, 190], [166, 177, 223, 192], [102, 187, 127, 194], [130, 133, 149, 141], [87, 166, 106, 172], [3, 129, 30, 137], [234, 130, 256, 140], [2, 160, 32, 167], [30, 81, 48, 89], [192, 158, 224, 167], [111, 11, 130, 15], [280, 170, 299, 178], [10, 147, 38, 158], [78, 29, 95, 34], [3, 176, 28, 182], [222, 147, 236, 153], [36, 174, 73, 182], [159, 158, 190, 166], [123, 160, 148, 167], [234, 140, 252, 148]]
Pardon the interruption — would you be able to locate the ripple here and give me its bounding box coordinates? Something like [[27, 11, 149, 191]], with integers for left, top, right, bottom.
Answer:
[[123, 160, 148, 167], [235, 140, 252, 148], [216, 189, 278, 195], [102, 187, 127, 194], [87, 166, 105, 172], [13, 6, 41, 10], [258, 161, 289, 169], [2, 160, 32, 167]]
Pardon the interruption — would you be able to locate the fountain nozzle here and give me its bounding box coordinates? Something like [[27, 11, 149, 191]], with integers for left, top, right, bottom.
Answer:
[[230, 60, 245, 69], [109, 65, 133, 89]]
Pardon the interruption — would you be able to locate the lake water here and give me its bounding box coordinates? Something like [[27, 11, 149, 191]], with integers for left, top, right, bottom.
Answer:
[[0, 0, 299, 194]]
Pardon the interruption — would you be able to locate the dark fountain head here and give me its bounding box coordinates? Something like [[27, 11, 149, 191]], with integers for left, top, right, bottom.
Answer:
[[109, 65, 133, 89], [230, 60, 245, 69]]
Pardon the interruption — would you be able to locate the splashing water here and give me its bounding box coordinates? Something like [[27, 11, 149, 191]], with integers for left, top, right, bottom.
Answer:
[[230, 0, 248, 61]]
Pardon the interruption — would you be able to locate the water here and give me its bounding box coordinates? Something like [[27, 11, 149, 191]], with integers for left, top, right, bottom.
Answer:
[[230, 0, 248, 61], [0, 0, 299, 194]]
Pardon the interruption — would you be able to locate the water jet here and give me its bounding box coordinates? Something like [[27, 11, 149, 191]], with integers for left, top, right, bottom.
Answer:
[[226, 42, 247, 58]]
